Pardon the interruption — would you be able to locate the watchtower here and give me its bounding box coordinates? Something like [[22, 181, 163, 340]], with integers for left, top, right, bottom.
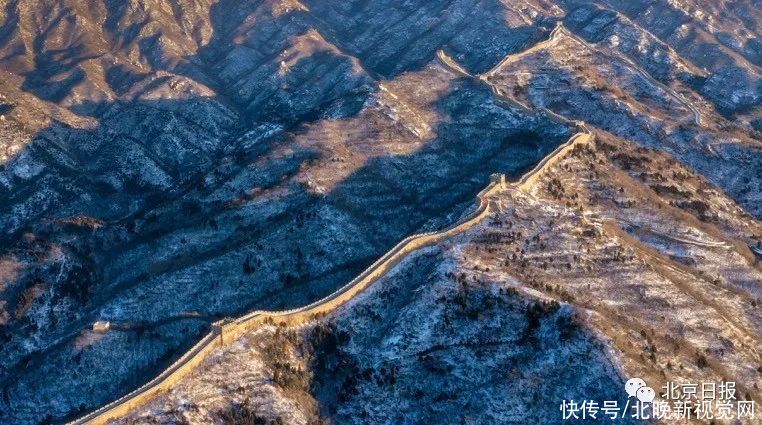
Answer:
[[92, 321, 111, 333], [490, 173, 506, 187], [212, 317, 234, 345]]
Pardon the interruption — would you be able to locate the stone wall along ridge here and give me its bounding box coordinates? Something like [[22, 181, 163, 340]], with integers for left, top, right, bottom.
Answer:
[[71, 127, 591, 425]]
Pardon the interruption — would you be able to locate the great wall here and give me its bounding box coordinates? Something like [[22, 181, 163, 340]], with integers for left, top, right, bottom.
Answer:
[[71, 127, 593, 425], [438, 22, 702, 127]]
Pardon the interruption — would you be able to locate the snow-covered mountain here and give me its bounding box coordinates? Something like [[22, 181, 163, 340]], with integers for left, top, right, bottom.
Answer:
[[0, 1, 759, 423]]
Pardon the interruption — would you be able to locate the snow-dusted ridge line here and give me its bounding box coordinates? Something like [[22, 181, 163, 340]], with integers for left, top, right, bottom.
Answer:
[[70, 128, 592, 425], [477, 21, 703, 126], [553, 26, 703, 126]]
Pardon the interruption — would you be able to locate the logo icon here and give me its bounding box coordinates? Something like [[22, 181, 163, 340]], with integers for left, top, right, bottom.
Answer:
[[625, 378, 646, 397], [636, 386, 655, 403], [625, 377, 655, 403]]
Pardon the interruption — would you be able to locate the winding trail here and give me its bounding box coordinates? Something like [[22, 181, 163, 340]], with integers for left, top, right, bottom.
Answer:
[[557, 26, 703, 126], [71, 127, 593, 425], [474, 22, 703, 126], [436, 49, 530, 113], [634, 226, 731, 249], [482, 23, 565, 78], [436, 30, 586, 130]]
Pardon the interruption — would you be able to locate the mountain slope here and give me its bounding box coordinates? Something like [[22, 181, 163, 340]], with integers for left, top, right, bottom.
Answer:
[[0, 0, 759, 423], [115, 130, 761, 424]]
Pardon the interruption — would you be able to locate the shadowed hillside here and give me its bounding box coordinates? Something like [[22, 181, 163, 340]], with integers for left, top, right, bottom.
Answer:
[[0, 0, 759, 424]]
